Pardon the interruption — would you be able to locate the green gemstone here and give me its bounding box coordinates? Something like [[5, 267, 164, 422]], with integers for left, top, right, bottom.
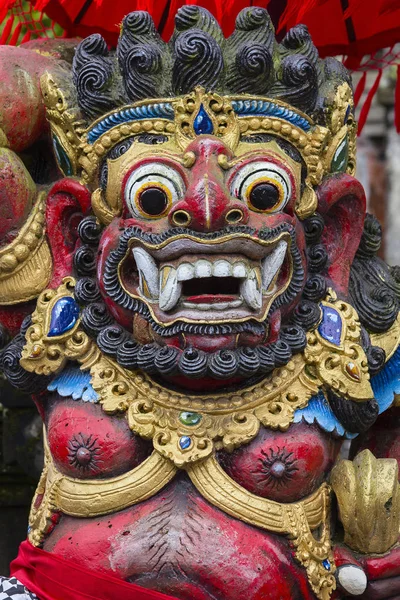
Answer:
[[53, 135, 73, 176], [331, 135, 349, 173], [179, 411, 202, 426]]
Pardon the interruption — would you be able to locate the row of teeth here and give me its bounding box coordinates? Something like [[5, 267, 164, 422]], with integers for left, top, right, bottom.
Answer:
[[132, 240, 287, 313]]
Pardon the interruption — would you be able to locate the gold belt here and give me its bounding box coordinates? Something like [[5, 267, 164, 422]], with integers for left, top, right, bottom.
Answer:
[[29, 441, 336, 600]]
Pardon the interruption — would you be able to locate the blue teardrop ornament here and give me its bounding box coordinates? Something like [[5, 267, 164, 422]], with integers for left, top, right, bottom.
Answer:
[[318, 305, 342, 346], [179, 435, 192, 450], [48, 296, 80, 337], [322, 559, 331, 571], [193, 105, 214, 135]]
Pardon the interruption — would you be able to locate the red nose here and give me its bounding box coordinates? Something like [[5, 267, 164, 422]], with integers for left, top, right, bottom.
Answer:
[[169, 137, 249, 231]]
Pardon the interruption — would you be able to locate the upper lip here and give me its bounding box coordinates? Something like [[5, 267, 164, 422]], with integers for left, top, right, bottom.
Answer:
[[118, 232, 292, 324]]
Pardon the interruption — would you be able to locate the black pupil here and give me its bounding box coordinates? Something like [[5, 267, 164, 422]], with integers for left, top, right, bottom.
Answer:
[[249, 182, 280, 211], [139, 187, 168, 216]]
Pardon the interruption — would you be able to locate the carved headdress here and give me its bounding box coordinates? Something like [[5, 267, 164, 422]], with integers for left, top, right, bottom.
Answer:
[[41, 5, 356, 222]]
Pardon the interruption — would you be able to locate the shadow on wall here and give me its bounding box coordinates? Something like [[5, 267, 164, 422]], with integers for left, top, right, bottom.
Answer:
[[0, 380, 43, 573]]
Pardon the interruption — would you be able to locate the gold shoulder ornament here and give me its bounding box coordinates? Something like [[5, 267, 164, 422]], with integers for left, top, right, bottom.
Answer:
[[0, 192, 52, 305]]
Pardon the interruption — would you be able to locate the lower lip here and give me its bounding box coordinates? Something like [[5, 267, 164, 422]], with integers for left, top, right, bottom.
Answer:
[[184, 295, 238, 304]]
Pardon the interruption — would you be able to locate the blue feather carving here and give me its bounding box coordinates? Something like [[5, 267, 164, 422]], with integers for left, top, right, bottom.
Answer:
[[48, 365, 98, 403]]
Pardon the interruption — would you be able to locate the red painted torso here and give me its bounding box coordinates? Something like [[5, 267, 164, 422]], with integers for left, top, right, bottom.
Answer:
[[42, 396, 341, 600]]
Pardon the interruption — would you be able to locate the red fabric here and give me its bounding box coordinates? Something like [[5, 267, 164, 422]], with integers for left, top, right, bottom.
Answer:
[[357, 69, 383, 134], [10, 540, 180, 600], [353, 71, 367, 108]]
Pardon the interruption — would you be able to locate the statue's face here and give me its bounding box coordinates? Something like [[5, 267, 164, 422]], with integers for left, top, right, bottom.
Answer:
[[97, 133, 307, 365]]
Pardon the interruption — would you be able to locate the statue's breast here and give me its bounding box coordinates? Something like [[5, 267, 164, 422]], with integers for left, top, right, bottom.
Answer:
[[46, 398, 152, 478], [218, 421, 341, 502]]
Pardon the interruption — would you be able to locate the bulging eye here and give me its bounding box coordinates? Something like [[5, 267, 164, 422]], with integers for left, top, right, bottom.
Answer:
[[124, 163, 185, 219], [231, 161, 292, 213]]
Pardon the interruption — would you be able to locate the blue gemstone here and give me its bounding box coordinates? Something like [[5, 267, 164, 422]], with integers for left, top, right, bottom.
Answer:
[[193, 105, 214, 135], [48, 296, 80, 337], [322, 559, 331, 571], [318, 305, 342, 346], [179, 435, 192, 450], [344, 104, 351, 124]]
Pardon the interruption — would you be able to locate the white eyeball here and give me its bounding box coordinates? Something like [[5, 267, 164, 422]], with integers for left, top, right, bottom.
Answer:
[[124, 163, 185, 219], [231, 161, 292, 213]]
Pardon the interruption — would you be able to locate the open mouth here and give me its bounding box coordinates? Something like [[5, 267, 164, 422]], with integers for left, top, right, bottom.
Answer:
[[118, 233, 292, 326]]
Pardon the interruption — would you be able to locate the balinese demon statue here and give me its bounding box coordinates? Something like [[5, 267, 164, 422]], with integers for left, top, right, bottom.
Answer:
[[1, 6, 400, 600]]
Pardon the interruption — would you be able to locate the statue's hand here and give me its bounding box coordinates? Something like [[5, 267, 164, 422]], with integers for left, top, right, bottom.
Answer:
[[331, 449, 400, 555], [334, 544, 400, 599], [332, 450, 400, 598]]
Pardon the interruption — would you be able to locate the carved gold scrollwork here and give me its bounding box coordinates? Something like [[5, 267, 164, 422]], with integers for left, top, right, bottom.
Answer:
[[0, 192, 52, 305], [304, 291, 374, 402], [21, 278, 99, 376]]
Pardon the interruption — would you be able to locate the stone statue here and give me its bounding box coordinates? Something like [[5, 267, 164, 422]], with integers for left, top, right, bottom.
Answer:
[[0, 6, 399, 600]]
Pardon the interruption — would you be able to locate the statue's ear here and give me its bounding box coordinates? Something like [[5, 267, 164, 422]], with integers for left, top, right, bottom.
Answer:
[[46, 179, 92, 287], [316, 173, 366, 295]]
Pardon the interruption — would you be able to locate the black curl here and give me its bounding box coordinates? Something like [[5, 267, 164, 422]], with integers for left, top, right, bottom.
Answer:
[[356, 213, 382, 259], [137, 343, 159, 374], [73, 34, 117, 119], [307, 244, 328, 273], [97, 325, 129, 358], [154, 346, 180, 376], [257, 346, 275, 373], [74, 277, 102, 305], [119, 45, 163, 102], [208, 349, 238, 379], [349, 261, 399, 333], [81, 303, 114, 337], [303, 213, 324, 245], [73, 245, 97, 277], [1, 335, 48, 393], [230, 43, 272, 95], [179, 347, 208, 378], [116, 339, 139, 370], [270, 340, 292, 367], [172, 29, 223, 95], [366, 345, 386, 376], [237, 347, 260, 377], [302, 274, 327, 302], [291, 300, 322, 331], [235, 6, 270, 30], [78, 216, 103, 246], [280, 324, 307, 353], [277, 54, 318, 114]]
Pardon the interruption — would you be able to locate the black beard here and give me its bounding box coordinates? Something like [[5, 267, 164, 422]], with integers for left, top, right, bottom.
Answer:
[[70, 221, 311, 380]]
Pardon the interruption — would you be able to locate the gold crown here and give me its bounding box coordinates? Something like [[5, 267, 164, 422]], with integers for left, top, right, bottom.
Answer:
[[41, 73, 356, 222]]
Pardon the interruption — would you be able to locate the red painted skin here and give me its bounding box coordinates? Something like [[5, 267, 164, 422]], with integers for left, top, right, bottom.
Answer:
[[32, 144, 400, 597], [0, 45, 399, 596], [43, 395, 337, 600]]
